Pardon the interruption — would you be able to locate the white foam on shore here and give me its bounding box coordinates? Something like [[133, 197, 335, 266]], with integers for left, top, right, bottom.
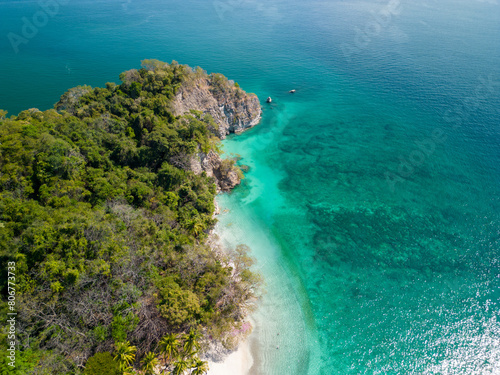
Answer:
[[206, 339, 253, 375]]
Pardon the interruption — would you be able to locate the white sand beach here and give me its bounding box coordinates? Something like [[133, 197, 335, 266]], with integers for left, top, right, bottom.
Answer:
[[206, 340, 253, 375]]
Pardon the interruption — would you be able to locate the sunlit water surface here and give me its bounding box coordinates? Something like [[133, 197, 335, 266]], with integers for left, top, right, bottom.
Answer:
[[1, 0, 499, 373]]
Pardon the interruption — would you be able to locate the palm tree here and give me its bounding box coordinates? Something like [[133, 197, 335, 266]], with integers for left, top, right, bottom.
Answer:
[[185, 219, 204, 237], [141, 351, 159, 375], [182, 329, 201, 356], [190, 358, 209, 375], [172, 358, 190, 375], [114, 341, 137, 370], [158, 333, 180, 364]]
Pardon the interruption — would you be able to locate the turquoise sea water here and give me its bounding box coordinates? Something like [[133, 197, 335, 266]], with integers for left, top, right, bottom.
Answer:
[[1, 0, 500, 374]]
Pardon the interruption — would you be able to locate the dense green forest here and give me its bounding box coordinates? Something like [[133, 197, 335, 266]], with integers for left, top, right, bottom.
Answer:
[[0, 61, 261, 374]]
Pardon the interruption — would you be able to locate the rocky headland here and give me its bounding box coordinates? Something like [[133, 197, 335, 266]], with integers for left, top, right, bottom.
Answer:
[[172, 71, 261, 191], [172, 73, 261, 139], [57, 60, 262, 192]]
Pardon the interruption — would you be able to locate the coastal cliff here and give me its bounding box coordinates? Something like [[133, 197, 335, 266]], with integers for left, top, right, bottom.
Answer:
[[170, 67, 261, 191], [59, 60, 261, 192], [172, 73, 261, 139], [116, 60, 262, 140], [168, 148, 242, 192]]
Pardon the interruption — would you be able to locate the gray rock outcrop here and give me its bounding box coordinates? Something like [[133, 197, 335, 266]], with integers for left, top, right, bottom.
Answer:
[[172, 150, 240, 192], [171, 71, 261, 191], [172, 74, 261, 139]]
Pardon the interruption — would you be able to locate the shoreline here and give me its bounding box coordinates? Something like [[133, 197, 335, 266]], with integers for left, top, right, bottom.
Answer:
[[205, 201, 256, 375], [206, 337, 254, 375]]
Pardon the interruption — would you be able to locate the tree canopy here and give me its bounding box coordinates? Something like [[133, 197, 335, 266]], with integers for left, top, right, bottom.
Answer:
[[0, 60, 260, 374]]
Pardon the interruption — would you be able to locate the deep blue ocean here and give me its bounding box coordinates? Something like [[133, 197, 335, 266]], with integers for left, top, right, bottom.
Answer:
[[1, 0, 500, 374]]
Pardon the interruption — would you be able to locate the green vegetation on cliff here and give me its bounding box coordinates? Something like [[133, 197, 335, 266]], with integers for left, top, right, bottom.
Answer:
[[0, 61, 261, 374]]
